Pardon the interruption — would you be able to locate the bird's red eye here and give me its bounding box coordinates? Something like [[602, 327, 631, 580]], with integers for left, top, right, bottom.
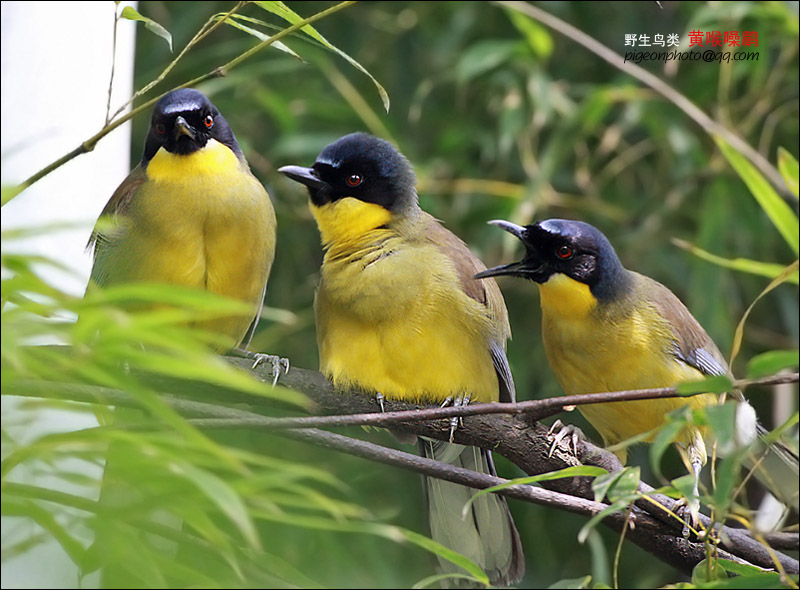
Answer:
[[346, 174, 362, 187], [556, 245, 574, 260], [155, 123, 166, 135], [204, 115, 214, 129]]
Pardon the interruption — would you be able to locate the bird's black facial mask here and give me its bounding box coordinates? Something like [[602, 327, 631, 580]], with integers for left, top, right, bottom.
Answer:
[[142, 89, 239, 162], [279, 133, 417, 210], [476, 218, 630, 302]]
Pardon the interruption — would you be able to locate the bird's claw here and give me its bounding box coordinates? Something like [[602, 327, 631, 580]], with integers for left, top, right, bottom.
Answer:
[[672, 497, 701, 539], [249, 353, 290, 386], [376, 392, 386, 413], [445, 395, 470, 443], [668, 441, 705, 538], [547, 419, 582, 459]]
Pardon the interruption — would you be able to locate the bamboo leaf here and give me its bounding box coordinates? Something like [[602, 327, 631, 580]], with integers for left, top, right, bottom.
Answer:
[[254, 1, 390, 112], [120, 6, 173, 52], [730, 260, 800, 367], [217, 14, 302, 60], [777, 147, 799, 198], [704, 403, 737, 449], [650, 411, 690, 481], [747, 350, 799, 378], [176, 462, 262, 551], [715, 136, 799, 255], [577, 499, 633, 544], [591, 467, 639, 503], [504, 8, 553, 58], [672, 239, 799, 285]]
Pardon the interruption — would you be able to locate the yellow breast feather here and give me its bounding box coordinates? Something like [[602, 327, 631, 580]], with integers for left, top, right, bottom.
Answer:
[[315, 227, 499, 403], [540, 277, 715, 454], [103, 140, 275, 344]]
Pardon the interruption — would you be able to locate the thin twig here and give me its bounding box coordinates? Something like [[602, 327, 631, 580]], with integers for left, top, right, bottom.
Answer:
[[165, 370, 800, 429], [10, 372, 796, 431], [110, 2, 247, 121], [105, 4, 120, 125]]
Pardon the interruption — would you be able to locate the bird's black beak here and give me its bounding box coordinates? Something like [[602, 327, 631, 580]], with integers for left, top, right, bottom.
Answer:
[[278, 165, 326, 190], [174, 115, 196, 140], [475, 260, 531, 279], [474, 219, 544, 280]]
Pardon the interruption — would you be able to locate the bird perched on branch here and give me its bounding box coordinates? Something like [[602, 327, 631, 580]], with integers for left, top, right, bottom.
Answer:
[[279, 133, 524, 586], [476, 218, 799, 523], [87, 88, 284, 374]]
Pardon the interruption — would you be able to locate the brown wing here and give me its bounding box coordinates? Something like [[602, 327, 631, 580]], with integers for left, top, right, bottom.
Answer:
[[87, 164, 147, 257], [423, 214, 516, 402], [423, 215, 490, 304], [640, 273, 740, 399]]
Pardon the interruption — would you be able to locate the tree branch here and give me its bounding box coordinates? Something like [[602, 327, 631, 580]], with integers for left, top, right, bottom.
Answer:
[[8, 356, 798, 576]]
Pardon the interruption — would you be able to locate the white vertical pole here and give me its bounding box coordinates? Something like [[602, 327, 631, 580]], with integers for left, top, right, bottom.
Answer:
[[1, 2, 137, 586]]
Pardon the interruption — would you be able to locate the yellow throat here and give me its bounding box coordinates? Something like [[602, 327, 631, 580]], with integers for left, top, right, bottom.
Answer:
[[538, 273, 597, 319]]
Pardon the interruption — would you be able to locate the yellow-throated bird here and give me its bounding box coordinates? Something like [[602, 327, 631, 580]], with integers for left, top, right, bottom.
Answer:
[[279, 133, 524, 586], [88, 88, 279, 366], [476, 218, 799, 516]]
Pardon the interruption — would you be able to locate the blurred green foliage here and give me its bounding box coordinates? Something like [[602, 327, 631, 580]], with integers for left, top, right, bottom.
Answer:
[[3, 1, 799, 588]]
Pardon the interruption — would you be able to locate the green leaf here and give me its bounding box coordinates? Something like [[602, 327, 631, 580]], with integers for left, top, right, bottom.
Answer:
[[704, 403, 737, 449], [176, 462, 261, 551], [0, 496, 87, 565], [254, 1, 390, 112], [1, 184, 25, 207], [777, 147, 799, 198], [120, 6, 173, 52], [577, 499, 633, 544], [759, 412, 799, 447], [747, 350, 799, 378], [692, 557, 730, 584], [591, 471, 621, 503], [456, 40, 521, 83], [218, 14, 302, 60], [606, 466, 640, 503], [591, 467, 640, 503], [88, 528, 169, 587], [650, 411, 690, 480], [675, 375, 733, 395], [670, 473, 698, 502], [715, 136, 799, 255], [688, 571, 791, 589], [247, 506, 488, 583], [504, 8, 553, 58], [713, 558, 776, 577], [711, 449, 748, 516], [400, 529, 488, 586], [672, 239, 799, 285], [548, 575, 593, 589], [730, 260, 800, 367]]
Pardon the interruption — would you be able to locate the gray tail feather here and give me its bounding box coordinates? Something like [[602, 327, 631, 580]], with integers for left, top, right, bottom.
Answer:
[[420, 439, 524, 587], [745, 425, 799, 513]]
